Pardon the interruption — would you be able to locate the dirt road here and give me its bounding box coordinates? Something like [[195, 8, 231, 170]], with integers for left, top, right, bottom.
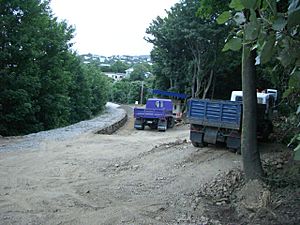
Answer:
[[0, 106, 241, 225]]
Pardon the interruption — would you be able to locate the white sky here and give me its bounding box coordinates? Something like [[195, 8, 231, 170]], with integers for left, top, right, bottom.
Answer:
[[50, 0, 179, 56]]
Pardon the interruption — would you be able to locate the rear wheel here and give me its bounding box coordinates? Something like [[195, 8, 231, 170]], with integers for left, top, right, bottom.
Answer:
[[168, 117, 175, 128], [158, 119, 167, 131], [192, 141, 200, 147], [192, 141, 208, 148], [134, 119, 145, 130]]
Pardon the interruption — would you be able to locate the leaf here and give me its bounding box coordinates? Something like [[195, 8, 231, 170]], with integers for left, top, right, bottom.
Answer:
[[272, 16, 287, 31], [217, 11, 232, 24], [294, 144, 300, 161], [288, 0, 300, 15], [260, 35, 275, 64], [287, 7, 300, 29], [277, 49, 294, 67], [249, 8, 257, 23], [241, 0, 257, 9], [297, 105, 300, 114], [244, 22, 260, 41], [233, 12, 246, 25], [257, 30, 267, 46], [229, 0, 245, 10], [289, 71, 300, 89], [244, 9, 260, 41], [223, 37, 242, 51], [237, 29, 244, 37]]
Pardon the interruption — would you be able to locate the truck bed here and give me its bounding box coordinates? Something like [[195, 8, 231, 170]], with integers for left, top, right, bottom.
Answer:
[[187, 99, 242, 130], [134, 107, 172, 119]]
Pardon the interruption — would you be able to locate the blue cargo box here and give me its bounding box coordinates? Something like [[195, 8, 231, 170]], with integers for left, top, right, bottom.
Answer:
[[187, 98, 242, 130]]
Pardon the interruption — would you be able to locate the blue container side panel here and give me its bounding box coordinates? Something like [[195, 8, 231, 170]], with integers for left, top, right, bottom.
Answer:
[[188, 99, 242, 130]]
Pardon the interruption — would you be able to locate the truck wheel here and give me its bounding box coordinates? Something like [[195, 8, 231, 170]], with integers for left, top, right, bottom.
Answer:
[[192, 141, 200, 147], [158, 119, 167, 131], [134, 119, 145, 130], [228, 146, 241, 154], [168, 117, 175, 128], [192, 141, 207, 147]]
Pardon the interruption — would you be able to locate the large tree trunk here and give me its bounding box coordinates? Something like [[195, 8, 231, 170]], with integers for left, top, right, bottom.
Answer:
[[241, 44, 264, 180]]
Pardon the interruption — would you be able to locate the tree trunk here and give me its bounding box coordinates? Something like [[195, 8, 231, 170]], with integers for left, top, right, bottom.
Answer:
[[241, 44, 264, 180], [202, 69, 214, 99], [192, 70, 196, 98], [195, 76, 202, 98]]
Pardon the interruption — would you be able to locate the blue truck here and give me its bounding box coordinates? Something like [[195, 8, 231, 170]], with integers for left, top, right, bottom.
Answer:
[[134, 98, 175, 131], [187, 99, 242, 150], [187, 90, 276, 152]]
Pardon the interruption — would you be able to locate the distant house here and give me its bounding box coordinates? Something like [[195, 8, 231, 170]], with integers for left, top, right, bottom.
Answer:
[[125, 67, 134, 78], [104, 73, 126, 81]]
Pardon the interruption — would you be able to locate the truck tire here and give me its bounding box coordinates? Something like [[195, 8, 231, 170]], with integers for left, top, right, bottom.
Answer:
[[134, 119, 145, 130], [168, 117, 175, 128], [192, 141, 200, 147], [228, 147, 241, 154], [192, 141, 208, 147], [158, 119, 167, 131]]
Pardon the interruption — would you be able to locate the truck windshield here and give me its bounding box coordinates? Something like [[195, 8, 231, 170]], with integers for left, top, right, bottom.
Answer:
[[235, 96, 243, 101], [155, 101, 164, 108]]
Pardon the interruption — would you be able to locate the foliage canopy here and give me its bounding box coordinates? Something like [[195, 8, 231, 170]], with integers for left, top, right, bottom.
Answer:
[[0, 0, 109, 136]]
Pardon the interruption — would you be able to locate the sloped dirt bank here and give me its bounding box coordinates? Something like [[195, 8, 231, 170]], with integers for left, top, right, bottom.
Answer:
[[196, 148, 300, 225]]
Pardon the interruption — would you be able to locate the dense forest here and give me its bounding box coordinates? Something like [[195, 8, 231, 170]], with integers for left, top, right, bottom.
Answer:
[[1, 0, 299, 160], [0, 0, 109, 136]]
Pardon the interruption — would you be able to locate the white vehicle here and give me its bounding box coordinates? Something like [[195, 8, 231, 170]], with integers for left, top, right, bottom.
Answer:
[[230, 89, 277, 140], [230, 90, 276, 113]]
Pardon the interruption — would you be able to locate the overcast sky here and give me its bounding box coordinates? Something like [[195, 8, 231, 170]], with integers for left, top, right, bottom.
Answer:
[[50, 0, 179, 56]]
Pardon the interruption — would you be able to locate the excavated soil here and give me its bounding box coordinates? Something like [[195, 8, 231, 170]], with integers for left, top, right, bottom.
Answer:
[[0, 104, 298, 225]]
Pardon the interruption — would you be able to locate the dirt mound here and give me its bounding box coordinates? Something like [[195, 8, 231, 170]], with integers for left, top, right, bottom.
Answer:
[[198, 150, 300, 225]]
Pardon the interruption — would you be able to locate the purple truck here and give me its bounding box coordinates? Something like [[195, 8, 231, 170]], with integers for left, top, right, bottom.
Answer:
[[134, 98, 175, 131]]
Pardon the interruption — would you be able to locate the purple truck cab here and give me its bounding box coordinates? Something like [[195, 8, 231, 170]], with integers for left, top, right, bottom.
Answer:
[[134, 98, 175, 131]]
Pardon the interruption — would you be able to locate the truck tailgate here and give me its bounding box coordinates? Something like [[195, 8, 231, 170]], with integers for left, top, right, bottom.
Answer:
[[187, 99, 242, 130], [134, 108, 167, 119]]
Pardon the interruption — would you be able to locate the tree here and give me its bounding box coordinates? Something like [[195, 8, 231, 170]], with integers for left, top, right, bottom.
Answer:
[[0, 0, 109, 135], [216, 0, 300, 179], [109, 80, 131, 103], [0, 0, 73, 134], [110, 60, 130, 73], [146, 0, 231, 98], [130, 63, 151, 81], [84, 63, 109, 115]]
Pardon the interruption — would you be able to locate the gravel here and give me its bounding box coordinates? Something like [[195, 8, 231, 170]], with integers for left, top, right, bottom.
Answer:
[[0, 102, 126, 153]]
